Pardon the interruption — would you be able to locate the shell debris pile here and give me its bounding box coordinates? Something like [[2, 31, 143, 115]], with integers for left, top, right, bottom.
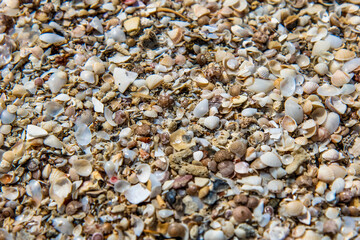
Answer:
[[1, 0, 360, 239]]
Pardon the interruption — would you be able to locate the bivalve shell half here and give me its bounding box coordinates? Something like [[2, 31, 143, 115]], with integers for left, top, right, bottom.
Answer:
[[310, 108, 327, 125], [285, 200, 305, 216], [317, 165, 335, 182], [285, 98, 303, 124], [281, 115, 297, 132], [321, 149, 340, 162], [72, 159, 92, 177], [303, 81, 319, 94], [334, 49, 355, 61], [136, 164, 151, 183], [325, 96, 347, 114], [49, 176, 72, 206], [317, 84, 341, 96], [301, 119, 317, 138], [267, 180, 284, 193], [297, 55, 310, 68], [260, 152, 282, 167], [323, 112, 340, 134], [331, 70, 351, 87]]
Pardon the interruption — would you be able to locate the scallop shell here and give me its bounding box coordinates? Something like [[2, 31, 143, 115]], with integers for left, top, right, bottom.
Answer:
[[285, 200, 305, 216], [285, 98, 303, 124], [136, 164, 151, 183], [325, 96, 347, 114], [310, 107, 327, 125], [331, 70, 351, 87], [281, 115, 297, 132], [334, 49, 355, 61], [73, 159, 92, 177], [260, 152, 282, 167], [49, 176, 72, 206], [256, 66, 270, 79], [323, 112, 340, 134], [49, 168, 66, 184]]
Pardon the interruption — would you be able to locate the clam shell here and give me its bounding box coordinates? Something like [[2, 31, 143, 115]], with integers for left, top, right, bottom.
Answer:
[[331, 70, 351, 87], [267, 180, 284, 193], [334, 49, 355, 61], [136, 164, 151, 183], [296, 55, 310, 68], [323, 112, 340, 134], [317, 165, 335, 182], [260, 152, 282, 167], [285, 98, 303, 124], [114, 180, 130, 193], [311, 107, 327, 125], [314, 63, 328, 76], [2, 186, 19, 200], [49, 176, 72, 206], [247, 78, 274, 93], [73, 159, 92, 177], [256, 66, 270, 79], [124, 183, 150, 204], [281, 115, 297, 132], [280, 76, 296, 97], [342, 58, 360, 73], [302, 81, 319, 94], [322, 149, 340, 162], [301, 119, 317, 138], [285, 200, 305, 216], [325, 96, 347, 114], [328, 164, 346, 179], [317, 84, 341, 96], [312, 40, 330, 56]]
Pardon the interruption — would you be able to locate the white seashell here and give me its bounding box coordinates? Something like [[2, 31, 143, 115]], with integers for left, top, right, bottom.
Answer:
[[40, 33, 65, 44], [104, 107, 117, 127], [92, 97, 104, 113], [281, 115, 297, 132], [285, 98, 303, 124], [314, 63, 328, 76], [203, 116, 220, 130], [26, 125, 48, 140], [73, 159, 92, 177], [311, 108, 327, 125], [238, 176, 262, 185], [204, 230, 226, 240], [331, 70, 351, 87], [260, 152, 282, 167], [280, 76, 296, 97], [133, 216, 144, 236], [323, 112, 340, 134], [322, 149, 340, 162], [256, 66, 270, 79], [124, 183, 150, 204], [247, 79, 274, 93], [301, 119, 317, 138], [119, 127, 132, 139], [2, 186, 19, 200], [158, 209, 174, 218], [107, 26, 126, 42], [241, 108, 257, 117], [114, 180, 130, 193], [325, 207, 339, 219], [317, 165, 335, 182], [146, 74, 163, 90], [342, 58, 360, 73], [113, 68, 138, 93], [26, 180, 42, 207], [281, 154, 294, 165], [49, 176, 72, 206], [302, 81, 319, 94], [193, 151, 204, 161], [44, 135, 63, 149], [53, 94, 70, 102], [312, 40, 330, 56], [46, 71, 67, 93], [324, 35, 343, 49], [80, 70, 95, 84], [143, 204, 155, 217], [234, 162, 249, 174], [193, 99, 209, 118], [136, 164, 151, 183], [74, 123, 92, 146], [297, 55, 310, 68], [90, 17, 103, 34], [267, 180, 284, 193], [52, 217, 74, 235], [340, 84, 356, 95], [1, 110, 15, 124], [325, 96, 347, 114], [330, 178, 345, 193], [317, 84, 341, 96]]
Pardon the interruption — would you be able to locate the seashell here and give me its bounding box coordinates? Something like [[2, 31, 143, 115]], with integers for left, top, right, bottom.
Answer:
[[323, 112, 340, 134], [314, 63, 328, 76], [114, 180, 130, 193], [241, 108, 257, 117], [317, 165, 335, 182], [280, 76, 296, 97], [334, 49, 355, 61], [285, 98, 303, 124], [268, 60, 282, 76], [231, 25, 252, 38], [204, 230, 226, 240], [260, 152, 282, 167], [168, 28, 183, 44], [310, 107, 327, 125], [26, 180, 42, 207], [170, 129, 195, 151], [73, 159, 92, 177], [250, 158, 267, 170], [325, 96, 347, 114], [49, 168, 66, 183], [124, 183, 150, 204], [302, 81, 319, 94], [295, 55, 310, 70], [281, 115, 297, 132], [321, 149, 340, 162], [204, 116, 220, 130], [224, 58, 239, 71], [136, 164, 151, 183], [133, 216, 144, 236], [113, 68, 138, 93], [285, 200, 305, 216], [193, 99, 209, 118], [312, 41, 330, 56], [302, 100, 313, 114], [247, 78, 274, 93], [2, 186, 19, 200], [328, 164, 346, 179], [342, 58, 360, 73], [80, 70, 95, 84], [46, 71, 68, 94], [256, 66, 270, 79], [281, 154, 294, 165], [146, 74, 163, 90], [301, 119, 317, 138], [123, 17, 140, 34], [317, 84, 341, 96], [324, 35, 343, 49], [330, 70, 351, 87], [234, 162, 249, 174], [267, 180, 284, 193], [52, 217, 74, 235], [40, 33, 66, 44], [49, 176, 72, 206]]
